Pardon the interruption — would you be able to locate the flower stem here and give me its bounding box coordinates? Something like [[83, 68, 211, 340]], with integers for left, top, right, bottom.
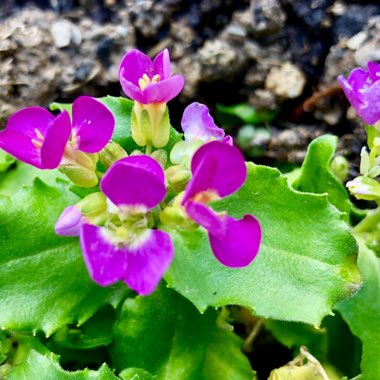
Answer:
[[145, 144, 152, 155]]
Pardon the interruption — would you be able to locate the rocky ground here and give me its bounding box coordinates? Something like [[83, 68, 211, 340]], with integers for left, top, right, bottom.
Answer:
[[0, 0, 379, 168]]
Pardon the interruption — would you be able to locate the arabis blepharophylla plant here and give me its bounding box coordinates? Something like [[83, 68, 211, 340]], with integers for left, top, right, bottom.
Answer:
[[0, 50, 378, 380]]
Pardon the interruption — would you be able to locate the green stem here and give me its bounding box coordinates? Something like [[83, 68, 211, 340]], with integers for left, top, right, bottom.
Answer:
[[353, 207, 380, 234], [145, 144, 152, 155]]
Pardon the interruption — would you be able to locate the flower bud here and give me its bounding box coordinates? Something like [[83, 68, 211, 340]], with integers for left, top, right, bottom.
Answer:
[[151, 149, 168, 167], [331, 155, 349, 182], [131, 102, 170, 149], [78, 192, 109, 225], [159, 205, 197, 230], [346, 176, 380, 201], [99, 141, 127, 169], [55, 205, 83, 236], [165, 165, 191, 192], [170, 140, 203, 169], [59, 166, 99, 188]]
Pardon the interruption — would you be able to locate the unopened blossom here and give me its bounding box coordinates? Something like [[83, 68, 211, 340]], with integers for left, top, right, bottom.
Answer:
[[57, 155, 174, 296], [119, 49, 185, 149], [119, 49, 184, 105], [169, 103, 232, 184], [0, 96, 115, 170], [181, 141, 261, 267], [181, 102, 232, 145], [338, 61, 380, 125]]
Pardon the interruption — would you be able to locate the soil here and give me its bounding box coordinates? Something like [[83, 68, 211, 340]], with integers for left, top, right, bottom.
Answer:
[[1, 0, 379, 169]]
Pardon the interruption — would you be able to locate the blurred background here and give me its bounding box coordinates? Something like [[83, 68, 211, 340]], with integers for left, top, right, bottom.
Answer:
[[0, 0, 379, 168]]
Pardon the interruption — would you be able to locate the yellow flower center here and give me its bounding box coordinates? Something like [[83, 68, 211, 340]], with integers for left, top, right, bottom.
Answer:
[[138, 73, 160, 90]]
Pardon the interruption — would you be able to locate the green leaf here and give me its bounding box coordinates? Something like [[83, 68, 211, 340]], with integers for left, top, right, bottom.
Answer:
[[292, 135, 351, 216], [110, 286, 255, 380], [0, 150, 15, 172], [50, 306, 115, 350], [119, 368, 156, 380], [216, 103, 277, 125], [336, 238, 380, 379], [166, 164, 360, 325], [0, 179, 128, 335], [0, 162, 68, 196], [7, 350, 119, 379]]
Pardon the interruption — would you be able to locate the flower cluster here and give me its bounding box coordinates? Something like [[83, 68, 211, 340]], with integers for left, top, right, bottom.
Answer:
[[1, 49, 262, 296], [339, 61, 380, 201], [338, 61, 380, 126]]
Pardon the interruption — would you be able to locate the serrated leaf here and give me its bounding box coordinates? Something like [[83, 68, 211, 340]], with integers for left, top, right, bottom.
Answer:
[[336, 238, 380, 379], [7, 350, 119, 379], [166, 164, 360, 325], [292, 135, 351, 216], [119, 368, 156, 380], [0, 179, 128, 335], [0, 162, 68, 195], [110, 286, 255, 380]]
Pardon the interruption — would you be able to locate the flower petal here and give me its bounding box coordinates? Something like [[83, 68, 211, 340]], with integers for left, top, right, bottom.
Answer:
[[41, 110, 71, 169], [72, 96, 115, 153], [119, 49, 154, 86], [183, 141, 247, 203], [0, 130, 41, 168], [55, 205, 84, 236], [4, 106, 54, 138], [101, 155, 166, 208], [0, 106, 55, 168], [80, 224, 128, 286], [209, 214, 261, 268], [123, 229, 174, 296], [181, 102, 225, 142], [360, 81, 380, 125], [185, 201, 225, 236], [119, 77, 146, 103], [152, 48, 171, 79], [367, 61, 380, 82], [142, 75, 185, 104]]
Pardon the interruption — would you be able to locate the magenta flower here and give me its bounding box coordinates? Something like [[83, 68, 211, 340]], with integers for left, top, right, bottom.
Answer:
[[182, 141, 261, 267], [119, 49, 185, 104], [0, 96, 115, 169], [79, 155, 174, 296], [181, 102, 232, 144], [338, 61, 380, 125]]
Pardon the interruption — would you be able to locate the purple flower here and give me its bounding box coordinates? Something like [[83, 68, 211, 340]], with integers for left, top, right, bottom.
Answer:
[[181, 102, 232, 144], [0, 96, 115, 169], [182, 141, 261, 267], [79, 155, 174, 296], [338, 61, 380, 125], [119, 49, 185, 104]]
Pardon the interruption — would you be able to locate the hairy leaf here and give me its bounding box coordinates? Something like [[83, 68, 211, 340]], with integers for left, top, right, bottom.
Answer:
[[166, 164, 360, 325], [7, 350, 119, 379], [292, 135, 351, 216], [336, 238, 380, 379], [0, 179, 128, 335], [111, 286, 254, 380]]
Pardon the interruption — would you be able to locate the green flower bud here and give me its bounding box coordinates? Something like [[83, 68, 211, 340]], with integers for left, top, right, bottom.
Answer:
[[59, 166, 98, 188], [132, 102, 170, 149], [151, 149, 168, 167], [331, 155, 349, 182], [78, 192, 110, 225], [170, 140, 203, 169], [346, 176, 380, 201], [159, 205, 197, 231], [165, 165, 191, 192], [99, 141, 127, 168]]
